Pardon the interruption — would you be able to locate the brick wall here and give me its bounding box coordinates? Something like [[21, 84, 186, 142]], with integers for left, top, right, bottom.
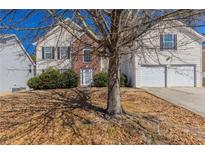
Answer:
[[71, 33, 101, 76]]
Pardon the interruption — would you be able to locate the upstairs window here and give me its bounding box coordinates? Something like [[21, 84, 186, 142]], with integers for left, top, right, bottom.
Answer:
[[160, 34, 177, 50], [42, 47, 54, 59], [57, 47, 70, 59], [83, 49, 91, 62]]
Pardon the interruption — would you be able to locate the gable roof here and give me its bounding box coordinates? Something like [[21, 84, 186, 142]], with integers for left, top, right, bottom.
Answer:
[[177, 20, 205, 41], [33, 18, 83, 46], [33, 17, 205, 47], [162, 20, 205, 43], [0, 34, 35, 65]]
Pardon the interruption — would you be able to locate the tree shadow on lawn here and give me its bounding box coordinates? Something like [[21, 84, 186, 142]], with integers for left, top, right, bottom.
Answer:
[[1, 88, 193, 145], [0, 88, 110, 144]]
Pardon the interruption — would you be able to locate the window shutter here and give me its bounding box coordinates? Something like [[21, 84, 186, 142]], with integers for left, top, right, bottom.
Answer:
[[174, 34, 177, 50], [42, 47, 45, 59], [67, 47, 70, 59], [57, 47, 60, 59], [160, 35, 163, 51], [52, 47, 55, 59]]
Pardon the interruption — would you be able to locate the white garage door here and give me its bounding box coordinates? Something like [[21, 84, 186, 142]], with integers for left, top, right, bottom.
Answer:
[[141, 66, 165, 87], [167, 66, 195, 87]]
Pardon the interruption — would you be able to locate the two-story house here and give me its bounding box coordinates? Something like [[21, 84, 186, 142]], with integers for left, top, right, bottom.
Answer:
[[34, 19, 107, 86], [35, 19, 204, 88]]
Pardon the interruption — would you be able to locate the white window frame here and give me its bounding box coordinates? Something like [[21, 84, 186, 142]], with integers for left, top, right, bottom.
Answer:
[[44, 47, 53, 59], [83, 48, 91, 63], [59, 47, 70, 59]]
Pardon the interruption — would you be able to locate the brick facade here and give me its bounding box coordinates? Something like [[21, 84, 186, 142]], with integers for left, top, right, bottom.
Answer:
[[71, 33, 101, 81]]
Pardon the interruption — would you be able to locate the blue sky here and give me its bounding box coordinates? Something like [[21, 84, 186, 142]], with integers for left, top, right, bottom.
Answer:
[[0, 10, 47, 54], [196, 26, 205, 35], [0, 10, 73, 54], [0, 9, 205, 55]]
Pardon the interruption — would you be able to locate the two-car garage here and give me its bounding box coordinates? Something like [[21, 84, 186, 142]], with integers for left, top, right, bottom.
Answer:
[[140, 65, 196, 87]]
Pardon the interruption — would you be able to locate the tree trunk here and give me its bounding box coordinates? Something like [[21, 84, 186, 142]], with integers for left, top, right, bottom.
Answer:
[[106, 10, 123, 115], [107, 51, 122, 115]]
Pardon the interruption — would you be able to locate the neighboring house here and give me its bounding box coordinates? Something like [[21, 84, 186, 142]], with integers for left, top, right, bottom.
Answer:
[[202, 46, 205, 83], [121, 20, 205, 87], [34, 19, 107, 86], [0, 34, 35, 93]]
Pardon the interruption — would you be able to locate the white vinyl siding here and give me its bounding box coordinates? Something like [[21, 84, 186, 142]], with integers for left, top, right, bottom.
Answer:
[[0, 35, 34, 92], [36, 27, 74, 75]]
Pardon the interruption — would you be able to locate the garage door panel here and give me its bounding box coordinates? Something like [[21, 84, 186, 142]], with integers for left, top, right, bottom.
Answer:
[[167, 66, 195, 87], [141, 66, 165, 87]]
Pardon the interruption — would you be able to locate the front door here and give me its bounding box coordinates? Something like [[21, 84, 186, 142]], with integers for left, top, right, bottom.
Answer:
[[81, 69, 93, 86]]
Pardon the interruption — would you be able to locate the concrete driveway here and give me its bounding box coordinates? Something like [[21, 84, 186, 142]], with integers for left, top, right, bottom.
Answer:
[[144, 87, 205, 118]]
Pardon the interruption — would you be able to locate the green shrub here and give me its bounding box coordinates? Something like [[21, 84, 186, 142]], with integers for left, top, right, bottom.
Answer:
[[37, 68, 61, 89], [59, 69, 79, 88], [27, 68, 79, 90], [93, 72, 127, 87], [27, 68, 61, 90], [120, 73, 128, 87], [93, 72, 108, 87], [27, 76, 41, 90]]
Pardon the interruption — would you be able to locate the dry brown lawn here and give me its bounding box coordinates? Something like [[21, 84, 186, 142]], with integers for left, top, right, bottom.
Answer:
[[0, 87, 205, 145]]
